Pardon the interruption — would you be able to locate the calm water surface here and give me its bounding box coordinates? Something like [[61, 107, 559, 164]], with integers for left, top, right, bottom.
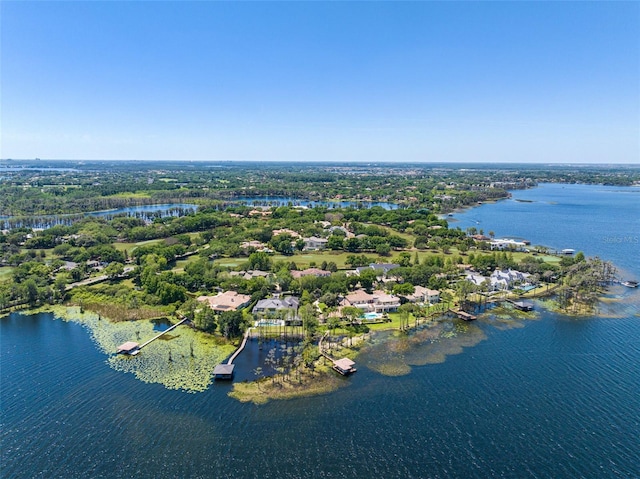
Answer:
[[2, 184, 639, 478]]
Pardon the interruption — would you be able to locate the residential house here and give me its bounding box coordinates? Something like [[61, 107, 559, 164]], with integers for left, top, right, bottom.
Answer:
[[303, 236, 328, 250], [403, 286, 440, 304], [490, 238, 529, 251], [253, 296, 300, 315], [341, 289, 401, 313], [290, 268, 332, 279], [489, 269, 530, 291], [197, 291, 252, 312], [272, 228, 301, 238], [240, 240, 267, 252], [228, 270, 271, 280]]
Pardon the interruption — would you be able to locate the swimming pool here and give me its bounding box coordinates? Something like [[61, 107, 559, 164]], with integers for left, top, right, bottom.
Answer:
[[362, 312, 381, 320]]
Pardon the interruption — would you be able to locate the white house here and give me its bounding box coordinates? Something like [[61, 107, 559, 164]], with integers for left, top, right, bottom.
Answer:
[[489, 269, 530, 291]]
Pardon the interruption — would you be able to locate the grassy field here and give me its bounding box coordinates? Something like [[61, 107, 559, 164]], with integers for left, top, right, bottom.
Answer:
[[0, 266, 14, 281], [113, 238, 164, 254], [213, 249, 459, 270]]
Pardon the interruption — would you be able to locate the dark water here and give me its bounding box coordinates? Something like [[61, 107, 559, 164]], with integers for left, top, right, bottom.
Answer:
[[2, 184, 640, 478], [0, 203, 198, 229], [449, 183, 640, 279]]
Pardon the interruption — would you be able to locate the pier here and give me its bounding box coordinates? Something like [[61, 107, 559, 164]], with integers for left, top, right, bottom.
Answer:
[[117, 317, 188, 355], [450, 309, 477, 321], [506, 299, 534, 311], [213, 327, 253, 380]]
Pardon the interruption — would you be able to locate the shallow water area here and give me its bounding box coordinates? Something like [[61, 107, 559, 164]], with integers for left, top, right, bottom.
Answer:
[[43, 306, 235, 392]]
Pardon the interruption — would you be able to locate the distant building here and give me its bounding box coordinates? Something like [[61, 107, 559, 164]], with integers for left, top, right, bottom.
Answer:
[[197, 291, 251, 312], [228, 270, 271, 280], [355, 263, 400, 277], [272, 228, 301, 238], [304, 236, 328, 250], [490, 238, 528, 251], [240, 240, 267, 252], [290, 268, 332, 279]]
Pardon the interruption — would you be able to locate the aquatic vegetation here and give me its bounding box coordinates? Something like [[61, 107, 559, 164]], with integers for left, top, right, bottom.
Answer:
[[41, 306, 235, 393], [360, 320, 487, 376], [480, 305, 540, 330], [229, 363, 348, 405]]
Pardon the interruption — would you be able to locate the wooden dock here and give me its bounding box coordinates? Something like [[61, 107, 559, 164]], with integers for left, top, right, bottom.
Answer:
[[506, 299, 534, 311], [117, 317, 188, 355], [213, 327, 254, 381], [450, 309, 477, 321], [318, 332, 357, 375], [227, 327, 253, 365]]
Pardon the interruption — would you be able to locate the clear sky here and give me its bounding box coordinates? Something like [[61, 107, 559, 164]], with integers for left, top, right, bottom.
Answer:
[[1, 1, 638, 163]]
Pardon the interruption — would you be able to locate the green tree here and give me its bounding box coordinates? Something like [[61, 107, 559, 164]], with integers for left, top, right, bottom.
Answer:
[[219, 310, 246, 338]]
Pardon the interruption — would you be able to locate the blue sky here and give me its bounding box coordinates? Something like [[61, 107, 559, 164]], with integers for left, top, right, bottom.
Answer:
[[1, 1, 638, 163]]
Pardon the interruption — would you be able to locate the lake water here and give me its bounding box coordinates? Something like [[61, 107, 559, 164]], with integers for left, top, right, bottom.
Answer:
[[0, 203, 198, 229], [233, 196, 398, 210], [2, 184, 639, 478]]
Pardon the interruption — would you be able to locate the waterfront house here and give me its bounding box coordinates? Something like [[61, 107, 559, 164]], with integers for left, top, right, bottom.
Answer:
[[341, 289, 401, 313], [489, 269, 530, 291], [489, 239, 528, 252], [253, 296, 299, 315], [403, 286, 440, 304], [197, 291, 252, 312]]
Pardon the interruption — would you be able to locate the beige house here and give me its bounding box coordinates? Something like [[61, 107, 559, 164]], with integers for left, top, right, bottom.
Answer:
[[403, 286, 440, 304], [197, 291, 251, 312], [341, 289, 401, 313]]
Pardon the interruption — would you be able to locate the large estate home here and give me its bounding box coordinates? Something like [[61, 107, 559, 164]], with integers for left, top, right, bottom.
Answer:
[[197, 291, 252, 312], [341, 289, 401, 313], [465, 268, 531, 291], [252, 296, 300, 315], [402, 285, 440, 304]]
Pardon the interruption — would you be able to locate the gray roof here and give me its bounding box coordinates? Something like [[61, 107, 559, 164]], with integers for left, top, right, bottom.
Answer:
[[253, 297, 300, 312], [213, 364, 235, 375]]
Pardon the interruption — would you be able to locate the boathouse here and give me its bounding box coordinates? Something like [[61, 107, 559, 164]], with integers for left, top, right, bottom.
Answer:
[[332, 358, 357, 376], [213, 364, 235, 380], [117, 341, 140, 355], [511, 300, 534, 312], [452, 310, 477, 321]]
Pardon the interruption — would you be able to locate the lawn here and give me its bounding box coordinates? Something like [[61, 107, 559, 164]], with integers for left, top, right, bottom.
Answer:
[[0, 266, 14, 281], [113, 238, 164, 254]]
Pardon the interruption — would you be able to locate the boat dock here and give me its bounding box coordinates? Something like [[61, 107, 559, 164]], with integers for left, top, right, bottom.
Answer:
[[450, 309, 477, 321], [318, 332, 357, 376], [506, 299, 535, 311], [117, 317, 188, 356], [214, 327, 253, 380]]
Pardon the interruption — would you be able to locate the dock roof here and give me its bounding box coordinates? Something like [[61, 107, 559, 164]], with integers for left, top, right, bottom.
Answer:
[[213, 364, 235, 376]]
